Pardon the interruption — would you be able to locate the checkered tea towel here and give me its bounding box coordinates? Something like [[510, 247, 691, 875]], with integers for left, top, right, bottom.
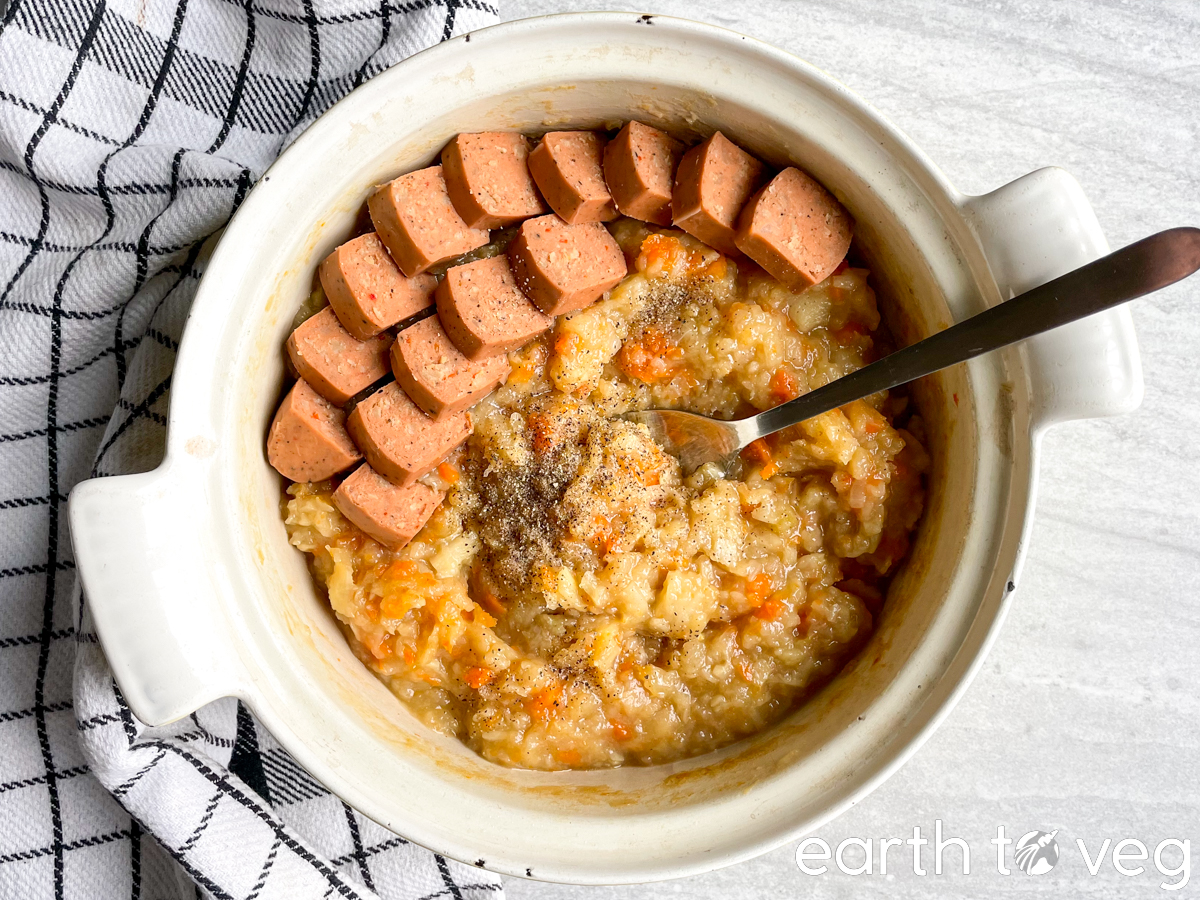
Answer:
[[0, 0, 506, 898]]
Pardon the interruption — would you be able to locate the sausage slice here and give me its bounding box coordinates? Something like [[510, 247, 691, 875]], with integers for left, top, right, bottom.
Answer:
[[435, 255, 552, 360], [346, 382, 471, 487], [507, 214, 627, 316], [391, 315, 510, 421], [319, 233, 436, 340], [267, 379, 361, 483], [527, 132, 618, 225], [367, 165, 490, 276], [441, 132, 548, 230], [602, 121, 683, 226], [734, 167, 854, 290], [333, 464, 445, 550], [672, 131, 767, 256], [286, 307, 391, 406]]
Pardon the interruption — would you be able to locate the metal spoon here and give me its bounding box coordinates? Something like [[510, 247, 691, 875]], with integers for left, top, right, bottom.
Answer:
[[624, 227, 1200, 473]]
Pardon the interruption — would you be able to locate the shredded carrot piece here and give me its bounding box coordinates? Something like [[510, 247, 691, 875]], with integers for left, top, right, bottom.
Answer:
[[556, 748, 582, 766], [378, 596, 405, 619], [742, 438, 771, 464], [528, 412, 554, 455], [554, 330, 580, 356], [638, 233, 710, 276], [616, 326, 683, 383], [769, 369, 801, 403], [378, 560, 438, 619], [437, 461, 460, 484], [383, 559, 437, 587], [477, 591, 505, 619], [742, 438, 777, 478], [508, 340, 549, 384], [470, 606, 497, 628], [464, 666, 494, 690], [527, 683, 564, 723], [587, 514, 620, 555], [610, 719, 633, 742], [705, 255, 728, 280], [639, 233, 683, 273], [753, 598, 786, 621], [744, 573, 773, 606]]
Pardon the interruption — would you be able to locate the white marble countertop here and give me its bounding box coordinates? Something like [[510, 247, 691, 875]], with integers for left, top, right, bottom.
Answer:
[[499, 2, 1200, 897]]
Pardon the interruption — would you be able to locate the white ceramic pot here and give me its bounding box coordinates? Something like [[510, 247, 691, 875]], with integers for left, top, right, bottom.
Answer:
[[68, 13, 1142, 884]]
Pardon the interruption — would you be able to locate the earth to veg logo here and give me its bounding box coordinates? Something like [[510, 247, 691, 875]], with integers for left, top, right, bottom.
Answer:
[[794, 821, 1191, 890], [1013, 830, 1060, 875]]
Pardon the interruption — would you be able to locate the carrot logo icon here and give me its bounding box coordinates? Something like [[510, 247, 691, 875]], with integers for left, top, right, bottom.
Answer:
[[1014, 830, 1060, 875]]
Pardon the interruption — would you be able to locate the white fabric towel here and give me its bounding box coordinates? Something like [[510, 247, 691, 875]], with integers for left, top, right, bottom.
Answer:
[[0, 1, 506, 898]]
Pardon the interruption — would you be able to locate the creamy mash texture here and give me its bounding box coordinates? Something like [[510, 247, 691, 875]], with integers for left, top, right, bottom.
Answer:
[[284, 223, 928, 770]]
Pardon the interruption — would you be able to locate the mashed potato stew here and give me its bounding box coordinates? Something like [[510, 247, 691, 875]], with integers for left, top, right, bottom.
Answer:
[[285, 222, 928, 770]]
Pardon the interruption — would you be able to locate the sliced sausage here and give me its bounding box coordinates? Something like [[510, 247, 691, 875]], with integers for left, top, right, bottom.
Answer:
[[267, 379, 361, 483], [333, 464, 446, 549], [346, 382, 471, 486], [507, 214, 627, 316], [367, 165, 490, 276], [319, 233, 436, 340], [672, 131, 767, 257], [391, 315, 510, 420], [527, 132, 617, 225], [286, 307, 391, 406], [602, 121, 683, 226], [435, 255, 552, 360], [441, 132, 548, 230], [734, 167, 854, 290]]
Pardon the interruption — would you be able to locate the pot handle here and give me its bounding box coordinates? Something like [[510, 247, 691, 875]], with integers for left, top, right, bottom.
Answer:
[[68, 463, 246, 726], [960, 166, 1144, 425]]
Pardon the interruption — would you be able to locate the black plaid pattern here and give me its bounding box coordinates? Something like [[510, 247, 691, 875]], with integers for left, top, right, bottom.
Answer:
[[0, 0, 504, 897]]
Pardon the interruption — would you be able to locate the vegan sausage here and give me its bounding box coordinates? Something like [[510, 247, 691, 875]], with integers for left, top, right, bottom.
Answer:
[[734, 167, 853, 290], [435, 255, 552, 360], [507, 214, 627, 316], [527, 132, 618, 225], [441, 132, 548, 230], [333, 464, 446, 549], [286, 307, 391, 406], [367, 165, 490, 276], [602, 121, 682, 226], [672, 131, 766, 257], [267, 379, 362, 482], [346, 382, 471, 486], [319, 233, 436, 340], [391, 315, 510, 420]]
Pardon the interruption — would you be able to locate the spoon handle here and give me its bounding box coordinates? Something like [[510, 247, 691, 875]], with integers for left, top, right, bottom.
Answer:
[[748, 227, 1200, 442]]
